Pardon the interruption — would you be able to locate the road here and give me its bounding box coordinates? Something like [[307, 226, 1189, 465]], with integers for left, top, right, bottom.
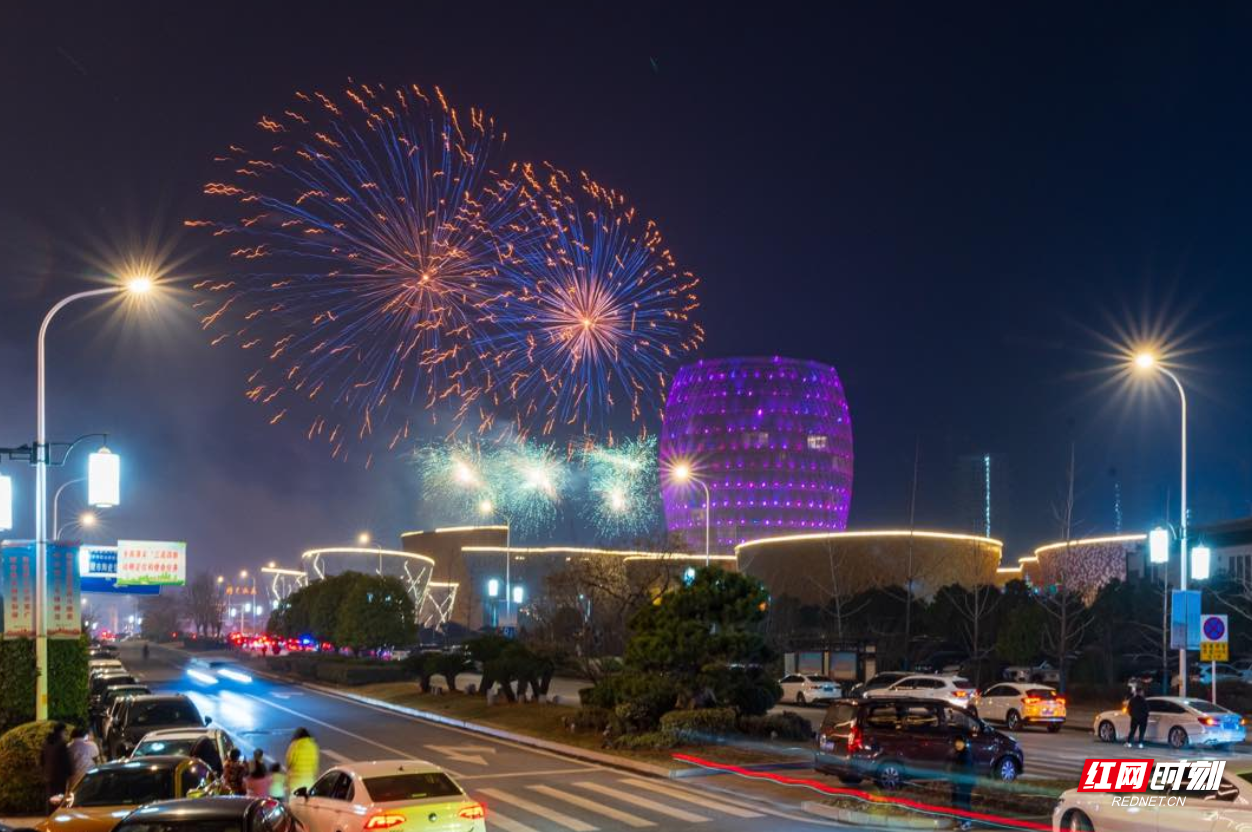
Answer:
[[123, 645, 837, 832]]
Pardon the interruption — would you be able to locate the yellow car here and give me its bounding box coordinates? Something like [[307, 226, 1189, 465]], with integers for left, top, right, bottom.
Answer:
[[37, 756, 220, 832]]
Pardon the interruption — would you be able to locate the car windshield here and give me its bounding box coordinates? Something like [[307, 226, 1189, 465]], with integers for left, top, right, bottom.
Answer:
[[364, 772, 463, 802], [72, 768, 175, 807], [1185, 699, 1233, 714], [953, 679, 976, 689], [134, 739, 196, 757], [807, 676, 832, 682], [133, 702, 200, 725]]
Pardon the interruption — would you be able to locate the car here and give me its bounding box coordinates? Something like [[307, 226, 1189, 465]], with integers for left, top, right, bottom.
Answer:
[[35, 757, 220, 832], [89, 658, 126, 674], [90, 673, 139, 709], [815, 697, 1023, 789], [188, 658, 254, 685], [863, 674, 978, 708], [94, 684, 151, 736], [1093, 696, 1247, 749], [973, 683, 1067, 732], [779, 674, 843, 705], [289, 759, 485, 832], [105, 694, 211, 759], [89, 645, 120, 660], [130, 727, 237, 774], [846, 671, 910, 699], [1002, 662, 1061, 684], [1053, 762, 1252, 831], [1197, 662, 1244, 686], [115, 796, 305, 832]]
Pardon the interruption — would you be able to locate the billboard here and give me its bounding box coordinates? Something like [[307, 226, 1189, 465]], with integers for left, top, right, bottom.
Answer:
[[2, 541, 35, 638], [116, 540, 186, 587], [79, 546, 160, 595]]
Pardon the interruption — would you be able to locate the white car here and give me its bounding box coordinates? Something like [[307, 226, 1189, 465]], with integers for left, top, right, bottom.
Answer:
[[129, 726, 236, 773], [1053, 765, 1250, 831], [290, 759, 485, 832], [89, 658, 126, 674], [974, 683, 1067, 732], [1093, 696, 1246, 749], [779, 674, 842, 705], [864, 674, 977, 709]]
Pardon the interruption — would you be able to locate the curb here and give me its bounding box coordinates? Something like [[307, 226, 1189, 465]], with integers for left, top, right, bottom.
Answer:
[[801, 800, 954, 829]]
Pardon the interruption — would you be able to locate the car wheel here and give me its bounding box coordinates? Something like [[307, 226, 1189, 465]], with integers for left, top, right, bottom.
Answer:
[[875, 760, 905, 790], [1063, 809, 1094, 831], [1097, 720, 1118, 743], [796, 692, 806, 705], [1006, 710, 1022, 731], [1169, 726, 1189, 749], [1047, 722, 1062, 733], [993, 756, 1020, 782]]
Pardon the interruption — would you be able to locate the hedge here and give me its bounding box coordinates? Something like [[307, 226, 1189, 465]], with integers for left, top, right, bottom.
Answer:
[[263, 653, 409, 686], [0, 636, 88, 735], [658, 707, 738, 742], [0, 721, 60, 814], [738, 711, 814, 741]]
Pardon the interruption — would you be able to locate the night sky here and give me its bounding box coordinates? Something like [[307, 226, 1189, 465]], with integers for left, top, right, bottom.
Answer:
[[3, 2, 1252, 577]]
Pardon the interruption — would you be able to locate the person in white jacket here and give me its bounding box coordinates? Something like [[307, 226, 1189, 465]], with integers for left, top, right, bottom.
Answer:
[[67, 727, 100, 785]]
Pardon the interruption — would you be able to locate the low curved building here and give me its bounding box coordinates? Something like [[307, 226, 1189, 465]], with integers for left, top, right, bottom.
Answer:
[[1000, 533, 1148, 602], [300, 546, 436, 611], [735, 530, 1003, 606]]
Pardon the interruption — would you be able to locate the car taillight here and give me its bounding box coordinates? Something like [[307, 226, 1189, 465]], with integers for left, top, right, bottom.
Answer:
[[1056, 696, 1066, 705], [1241, 718, 1247, 726], [953, 690, 971, 698], [847, 723, 863, 753], [458, 804, 486, 820], [364, 813, 406, 830], [1022, 696, 1040, 705], [1199, 716, 1217, 727]]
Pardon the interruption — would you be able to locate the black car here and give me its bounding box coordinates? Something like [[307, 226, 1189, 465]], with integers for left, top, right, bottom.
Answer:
[[94, 683, 152, 736], [89, 644, 120, 660], [115, 796, 304, 832], [105, 694, 210, 759], [90, 673, 139, 709], [815, 696, 1024, 789]]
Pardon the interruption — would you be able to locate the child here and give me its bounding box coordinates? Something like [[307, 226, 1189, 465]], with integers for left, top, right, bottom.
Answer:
[[268, 762, 286, 800], [245, 749, 272, 798]]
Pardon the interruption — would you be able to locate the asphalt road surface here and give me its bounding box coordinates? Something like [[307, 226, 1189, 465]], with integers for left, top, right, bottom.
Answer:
[[122, 645, 837, 832]]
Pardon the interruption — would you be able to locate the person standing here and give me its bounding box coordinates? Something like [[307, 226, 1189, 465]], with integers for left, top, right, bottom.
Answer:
[[285, 727, 319, 796], [66, 727, 99, 786], [41, 722, 71, 813], [1126, 687, 1149, 748], [268, 762, 286, 800], [222, 748, 248, 795], [245, 749, 272, 798]]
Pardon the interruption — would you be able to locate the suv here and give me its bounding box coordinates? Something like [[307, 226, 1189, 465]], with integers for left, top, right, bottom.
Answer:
[[105, 694, 210, 759], [816, 697, 1023, 788], [864, 674, 977, 708], [846, 671, 910, 699]]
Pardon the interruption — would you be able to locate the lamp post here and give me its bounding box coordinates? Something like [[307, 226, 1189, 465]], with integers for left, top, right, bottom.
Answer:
[[32, 277, 151, 719], [1134, 352, 1190, 697], [670, 463, 711, 566], [51, 477, 85, 542], [477, 500, 514, 628], [240, 570, 256, 634]]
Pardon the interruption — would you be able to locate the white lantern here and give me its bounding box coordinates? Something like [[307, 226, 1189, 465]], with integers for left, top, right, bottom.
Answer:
[[1149, 527, 1170, 564], [0, 473, 12, 531], [511, 585, 524, 605], [487, 578, 500, 598], [1191, 545, 1212, 581], [88, 448, 120, 508]]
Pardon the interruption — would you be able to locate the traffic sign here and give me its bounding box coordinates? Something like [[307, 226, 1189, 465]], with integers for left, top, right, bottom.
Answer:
[[1201, 614, 1229, 662]]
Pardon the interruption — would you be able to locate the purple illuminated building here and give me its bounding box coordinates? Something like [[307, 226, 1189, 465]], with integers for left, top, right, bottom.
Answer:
[[660, 356, 853, 552]]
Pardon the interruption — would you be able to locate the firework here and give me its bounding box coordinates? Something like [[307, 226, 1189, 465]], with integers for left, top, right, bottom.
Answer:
[[191, 82, 531, 464], [581, 436, 661, 536], [483, 164, 704, 436]]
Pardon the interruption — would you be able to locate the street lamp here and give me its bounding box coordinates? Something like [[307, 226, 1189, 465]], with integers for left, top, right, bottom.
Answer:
[[30, 276, 153, 719], [1133, 351, 1190, 696], [56, 511, 96, 541], [476, 499, 515, 628], [669, 462, 711, 566]]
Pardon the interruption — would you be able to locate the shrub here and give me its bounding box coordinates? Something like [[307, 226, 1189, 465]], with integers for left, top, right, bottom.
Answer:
[[659, 707, 738, 742], [738, 711, 814, 742], [614, 701, 659, 733], [612, 731, 677, 751], [314, 660, 409, 686], [0, 721, 58, 814], [571, 706, 613, 733], [0, 638, 88, 735]]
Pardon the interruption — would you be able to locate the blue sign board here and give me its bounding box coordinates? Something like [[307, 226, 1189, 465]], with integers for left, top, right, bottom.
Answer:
[[80, 545, 158, 595], [1170, 589, 1203, 650]]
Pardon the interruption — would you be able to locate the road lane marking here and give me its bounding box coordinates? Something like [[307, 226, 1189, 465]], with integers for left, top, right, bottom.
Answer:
[[459, 767, 593, 782], [322, 748, 352, 764], [478, 788, 598, 831], [483, 810, 539, 832], [574, 781, 709, 822], [239, 693, 463, 776], [527, 784, 654, 828], [424, 744, 497, 766], [618, 778, 764, 818]]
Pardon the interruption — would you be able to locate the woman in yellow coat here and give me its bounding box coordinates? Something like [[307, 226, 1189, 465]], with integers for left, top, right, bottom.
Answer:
[[284, 727, 319, 797]]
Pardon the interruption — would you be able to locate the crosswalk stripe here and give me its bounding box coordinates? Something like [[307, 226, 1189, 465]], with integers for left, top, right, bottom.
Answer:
[[479, 788, 598, 832], [484, 809, 540, 832], [618, 778, 765, 818], [574, 781, 710, 822], [528, 784, 655, 827]]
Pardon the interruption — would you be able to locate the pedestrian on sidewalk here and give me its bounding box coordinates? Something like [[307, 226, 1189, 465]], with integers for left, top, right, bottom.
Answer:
[[222, 748, 247, 795], [40, 722, 70, 813], [1126, 687, 1149, 748], [285, 727, 319, 796], [245, 749, 272, 798], [67, 727, 99, 786]]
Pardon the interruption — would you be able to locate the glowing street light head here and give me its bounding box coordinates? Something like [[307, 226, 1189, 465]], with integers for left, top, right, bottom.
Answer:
[[1134, 352, 1157, 370], [80, 511, 97, 529], [478, 499, 494, 516], [216, 575, 224, 584], [125, 276, 154, 295], [670, 462, 693, 483], [357, 532, 372, 546], [239, 569, 249, 579]]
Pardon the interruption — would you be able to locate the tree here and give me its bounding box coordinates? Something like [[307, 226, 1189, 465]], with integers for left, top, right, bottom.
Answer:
[[185, 572, 224, 637], [929, 580, 1001, 686], [139, 592, 180, 641], [335, 575, 417, 652]]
